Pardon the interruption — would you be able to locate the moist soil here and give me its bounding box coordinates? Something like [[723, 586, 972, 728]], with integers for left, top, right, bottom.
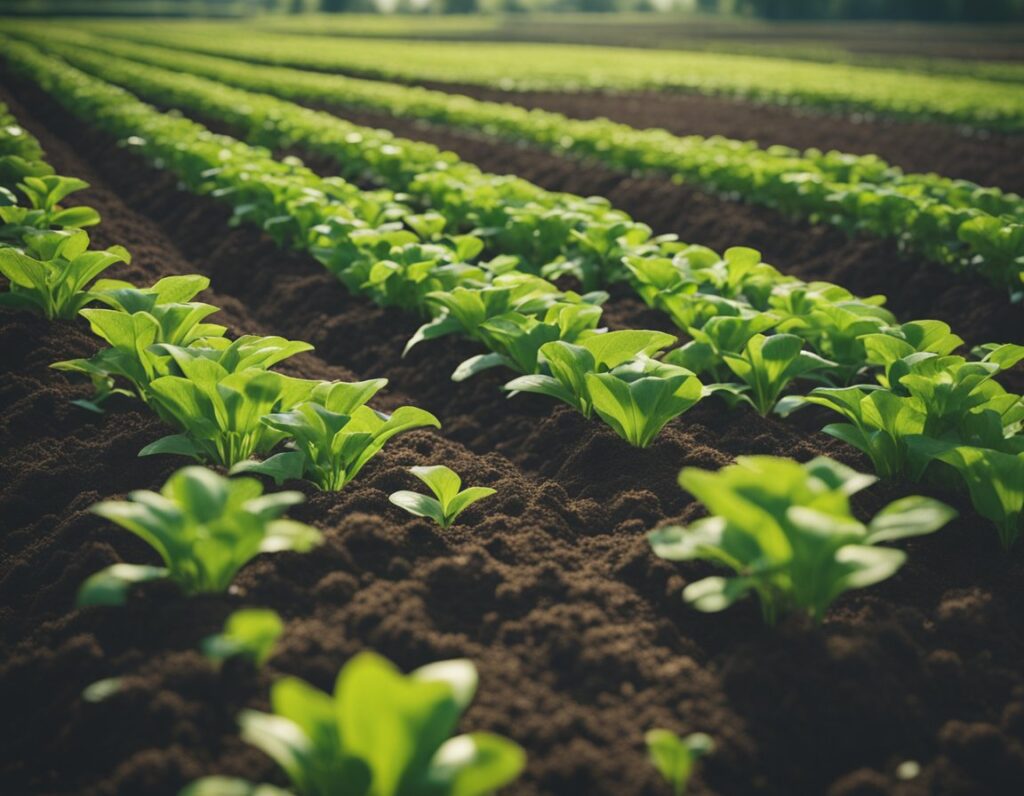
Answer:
[[2, 78, 1024, 796]]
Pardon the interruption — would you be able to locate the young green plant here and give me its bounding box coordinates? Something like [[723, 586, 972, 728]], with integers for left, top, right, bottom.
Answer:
[[232, 380, 440, 490], [202, 608, 284, 667], [648, 456, 955, 624], [646, 730, 714, 796], [78, 467, 321, 606], [180, 651, 525, 796], [389, 465, 496, 528], [0, 228, 129, 319]]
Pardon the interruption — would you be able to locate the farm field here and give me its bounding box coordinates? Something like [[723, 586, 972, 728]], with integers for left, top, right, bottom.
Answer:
[[1, 13, 1023, 796]]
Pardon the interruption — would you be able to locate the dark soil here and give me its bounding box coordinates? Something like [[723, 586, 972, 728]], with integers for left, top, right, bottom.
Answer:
[[305, 102, 1022, 351], [3, 76, 1024, 796]]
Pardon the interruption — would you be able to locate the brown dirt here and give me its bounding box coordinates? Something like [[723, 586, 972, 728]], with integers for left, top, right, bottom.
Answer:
[[3, 77, 1024, 796], [303, 102, 1022, 351]]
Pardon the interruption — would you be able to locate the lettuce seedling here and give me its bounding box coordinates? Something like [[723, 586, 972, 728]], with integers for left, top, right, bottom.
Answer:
[[810, 345, 1024, 479], [181, 651, 525, 796], [406, 275, 605, 355], [0, 174, 99, 237], [202, 608, 284, 667], [905, 440, 1023, 548], [807, 387, 925, 479], [505, 329, 677, 416], [52, 275, 227, 408], [141, 361, 321, 466], [588, 357, 705, 447], [153, 334, 315, 375], [389, 466, 496, 528], [0, 228, 129, 319], [773, 299, 892, 383], [233, 380, 440, 490], [665, 314, 778, 383], [453, 302, 603, 381], [860, 320, 964, 387], [718, 333, 836, 415], [649, 456, 955, 624], [78, 467, 321, 606], [668, 316, 833, 414], [646, 730, 713, 796]]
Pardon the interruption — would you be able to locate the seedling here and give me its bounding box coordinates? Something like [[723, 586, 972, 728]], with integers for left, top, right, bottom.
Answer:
[[649, 456, 955, 624], [232, 380, 440, 490], [588, 357, 705, 447], [202, 608, 284, 667], [78, 467, 321, 606], [646, 729, 713, 796], [52, 275, 228, 408], [0, 174, 99, 236], [389, 465, 496, 528], [0, 228, 129, 319], [505, 329, 677, 416], [180, 651, 525, 796], [905, 441, 1023, 548], [141, 363, 322, 467]]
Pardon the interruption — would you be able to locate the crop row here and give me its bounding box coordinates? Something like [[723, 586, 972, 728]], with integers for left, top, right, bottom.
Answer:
[[2, 36, 889, 428], [65, 19, 1024, 131], [5, 36, 1022, 549], [19, 24, 1024, 299], [0, 101, 539, 796]]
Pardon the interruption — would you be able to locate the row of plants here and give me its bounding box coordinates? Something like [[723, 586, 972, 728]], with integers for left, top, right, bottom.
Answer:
[[66, 18, 1024, 131], [5, 38, 1021, 550], [0, 110, 541, 796], [0, 35, 970, 399], [18, 24, 1024, 299], [0, 36, 838, 442], [0, 103, 720, 796]]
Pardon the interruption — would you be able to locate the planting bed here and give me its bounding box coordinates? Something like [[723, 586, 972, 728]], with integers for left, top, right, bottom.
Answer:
[[3, 60, 1024, 796]]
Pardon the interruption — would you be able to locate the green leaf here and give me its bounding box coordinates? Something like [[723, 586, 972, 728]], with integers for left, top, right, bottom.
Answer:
[[427, 733, 527, 796], [76, 563, 169, 607], [231, 451, 307, 486], [645, 729, 713, 796], [452, 352, 510, 382], [179, 777, 294, 796], [138, 433, 203, 460], [866, 496, 958, 543], [389, 490, 447, 526], [202, 608, 284, 667]]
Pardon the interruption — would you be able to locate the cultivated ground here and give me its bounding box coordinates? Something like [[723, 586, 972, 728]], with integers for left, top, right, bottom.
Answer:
[[1, 21, 1024, 796]]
